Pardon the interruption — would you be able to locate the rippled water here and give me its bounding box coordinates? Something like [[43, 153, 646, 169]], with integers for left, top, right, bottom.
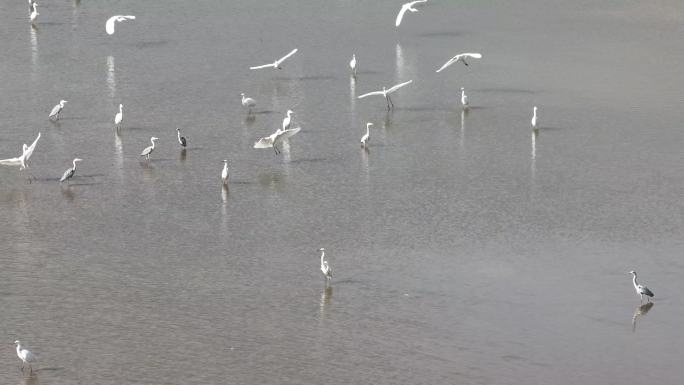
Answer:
[[1, 1, 684, 384]]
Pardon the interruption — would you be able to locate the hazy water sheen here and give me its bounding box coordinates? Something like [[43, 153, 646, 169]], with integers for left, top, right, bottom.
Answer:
[[2, 1, 684, 384]]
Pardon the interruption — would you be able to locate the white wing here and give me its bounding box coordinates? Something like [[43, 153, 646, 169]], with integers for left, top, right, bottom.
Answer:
[[387, 79, 413, 93], [0, 156, 25, 167], [395, 4, 410, 27], [250, 63, 276, 70], [49, 104, 61, 117], [24, 132, 40, 162], [254, 131, 278, 148], [357, 90, 385, 99], [277, 126, 301, 141], [435, 55, 460, 73], [463, 53, 482, 59], [276, 48, 298, 65], [106, 15, 135, 35]]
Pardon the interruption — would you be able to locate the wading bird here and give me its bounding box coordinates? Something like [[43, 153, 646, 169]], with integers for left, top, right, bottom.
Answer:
[[350, 54, 357, 75], [176, 128, 187, 147], [240, 93, 256, 112], [221, 160, 229, 185], [629, 271, 654, 302], [461, 87, 468, 108], [140, 137, 159, 160], [49, 100, 67, 121], [357, 80, 413, 110], [253, 126, 301, 155], [14, 341, 36, 373], [531, 106, 538, 129], [249, 48, 298, 70], [435, 53, 482, 72], [60, 158, 82, 182], [114, 104, 123, 129], [396, 0, 428, 27], [29, 2, 38, 25], [361, 122, 372, 147], [282, 110, 294, 131], [106, 15, 136, 35], [319, 248, 332, 281]]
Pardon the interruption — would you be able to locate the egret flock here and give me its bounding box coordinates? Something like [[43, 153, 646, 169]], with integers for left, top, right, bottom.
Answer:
[[6, 0, 660, 375]]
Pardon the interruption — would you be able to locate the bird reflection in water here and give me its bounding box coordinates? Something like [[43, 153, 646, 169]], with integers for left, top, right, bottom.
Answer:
[[60, 185, 75, 201], [180, 148, 187, 161], [19, 373, 39, 385], [319, 285, 333, 318], [384, 110, 392, 129], [632, 302, 654, 332]]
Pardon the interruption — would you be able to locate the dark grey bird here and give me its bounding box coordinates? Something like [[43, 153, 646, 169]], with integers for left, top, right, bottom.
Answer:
[[176, 128, 187, 147], [59, 158, 82, 182], [629, 270, 654, 302]]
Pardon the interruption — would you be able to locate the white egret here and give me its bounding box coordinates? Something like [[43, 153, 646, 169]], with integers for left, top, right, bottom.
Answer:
[[105, 15, 136, 35], [221, 160, 229, 185], [14, 341, 36, 373], [435, 53, 482, 72], [249, 48, 298, 70], [254, 126, 301, 155], [531, 106, 538, 129], [29, 2, 39, 25], [629, 271, 654, 302], [360, 122, 372, 147], [282, 110, 294, 131], [319, 248, 332, 281], [461, 87, 468, 108], [395, 0, 428, 27], [140, 137, 159, 160], [0, 133, 41, 170], [49, 100, 67, 121], [114, 104, 123, 128], [60, 158, 82, 182], [357, 80, 413, 110], [22, 132, 41, 166], [176, 128, 187, 147], [350, 54, 357, 75], [240, 93, 256, 111]]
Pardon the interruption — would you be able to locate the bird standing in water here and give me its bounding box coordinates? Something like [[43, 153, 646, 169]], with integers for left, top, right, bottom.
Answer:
[[176, 128, 187, 148]]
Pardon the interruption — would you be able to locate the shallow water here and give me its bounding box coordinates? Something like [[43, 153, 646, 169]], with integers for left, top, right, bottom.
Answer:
[[1, 1, 684, 384]]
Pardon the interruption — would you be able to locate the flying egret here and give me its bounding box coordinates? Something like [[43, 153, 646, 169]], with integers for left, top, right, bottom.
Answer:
[[249, 48, 298, 70], [357, 80, 413, 110], [140, 137, 159, 160], [14, 341, 36, 373], [114, 104, 123, 128], [350, 54, 357, 75], [60, 158, 82, 183], [49, 100, 67, 121], [105, 15, 136, 35], [435, 53, 482, 72], [629, 271, 654, 302], [240, 93, 256, 111], [531, 106, 538, 129], [461, 87, 468, 108], [282, 110, 294, 131], [360, 122, 372, 147], [221, 160, 229, 185], [29, 2, 39, 25], [176, 128, 187, 147], [395, 0, 428, 27], [254, 126, 301, 155], [319, 248, 332, 281]]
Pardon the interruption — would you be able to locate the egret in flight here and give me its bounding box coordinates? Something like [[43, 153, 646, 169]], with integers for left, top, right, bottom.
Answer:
[[350, 54, 357, 76], [14, 341, 36, 373], [629, 271, 654, 302], [435, 53, 482, 72], [461, 87, 468, 108], [114, 104, 123, 129], [531, 106, 538, 129], [360, 122, 372, 147], [254, 126, 301, 155], [106, 15, 136, 35], [60, 158, 82, 182], [358, 80, 413, 110], [140, 137, 159, 160], [49, 100, 67, 121], [240, 93, 256, 112], [176, 128, 187, 148], [221, 160, 229, 185], [282, 110, 294, 130], [249, 48, 298, 70], [395, 0, 428, 27], [29, 2, 38, 25], [319, 248, 332, 281]]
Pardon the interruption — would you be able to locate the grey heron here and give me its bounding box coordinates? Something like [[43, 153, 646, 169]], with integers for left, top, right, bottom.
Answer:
[[395, 0, 428, 27], [360, 122, 372, 147], [319, 248, 332, 281], [254, 126, 301, 155], [357, 80, 413, 110], [240, 93, 256, 111], [435, 53, 483, 72], [60, 158, 82, 183], [14, 341, 36, 373], [114, 104, 123, 128], [140, 137, 159, 160], [49, 100, 67, 121], [629, 271, 654, 302], [106, 15, 136, 35], [176, 128, 187, 147], [249, 48, 298, 70]]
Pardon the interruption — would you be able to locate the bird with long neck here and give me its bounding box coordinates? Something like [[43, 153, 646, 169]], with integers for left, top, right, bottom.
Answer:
[[60, 158, 82, 183], [350, 54, 357, 76], [176, 128, 187, 147], [629, 270, 654, 302], [361, 122, 372, 147], [140, 137, 159, 160], [531, 106, 538, 130], [461, 87, 468, 108], [115, 104, 123, 128], [30, 2, 39, 24], [319, 248, 332, 281], [282, 110, 294, 131], [221, 160, 229, 185], [14, 340, 36, 373]]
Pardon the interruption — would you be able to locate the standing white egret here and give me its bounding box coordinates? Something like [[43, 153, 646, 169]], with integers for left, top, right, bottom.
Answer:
[[49, 100, 67, 121], [60, 158, 82, 182], [140, 137, 159, 160], [531, 106, 538, 129], [395, 0, 428, 27], [240, 93, 256, 111], [249, 48, 298, 70], [319, 248, 332, 281], [254, 126, 301, 155], [360, 122, 372, 147], [29, 2, 39, 25], [14, 341, 36, 373], [435, 53, 483, 72], [176, 128, 187, 147], [114, 104, 123, 128], [105, 15, 136, 35], [282, 110, 294, 130], [350, 54, 357, 76], [221, 160, 229, 185], [629, 271, 654, 302], [357, 80, 413, 110], [461, 87, 468, 108]]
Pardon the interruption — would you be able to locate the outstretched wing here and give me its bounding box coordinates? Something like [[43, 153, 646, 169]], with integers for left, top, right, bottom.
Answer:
[[278, 126, 301, 141], [276, 48, 298, 64], [250, 63, 275, 70], [24, 132, 40, 161], [357, 90, 385, 99], [463, 53, 482, 59], [435, 55, 460, 73], [395, 5, 410, 27], [105, 15, 120, 35], [0, 156, 25, 166], [254, 133, 276, 148], [387, 79, 413, 93]]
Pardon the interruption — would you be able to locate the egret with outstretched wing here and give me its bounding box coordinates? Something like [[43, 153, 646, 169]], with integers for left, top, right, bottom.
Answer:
[[106, 15, 136, 35], [396, 0, 428, 27], [254, 127, 301, 155], [250, 49, 298, 70], [436, 53, 482, 72], [358, 80, 413, 110]]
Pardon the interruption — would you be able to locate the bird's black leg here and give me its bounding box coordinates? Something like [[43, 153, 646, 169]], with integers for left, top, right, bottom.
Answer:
[[389, 95, 394, 109]]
